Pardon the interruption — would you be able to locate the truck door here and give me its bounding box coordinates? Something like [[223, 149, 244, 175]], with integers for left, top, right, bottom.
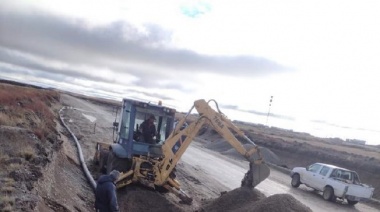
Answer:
[[303, 163, 322, 188], [314, 166, 330, 191]]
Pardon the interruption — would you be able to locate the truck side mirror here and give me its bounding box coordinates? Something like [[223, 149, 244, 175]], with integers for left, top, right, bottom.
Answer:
[[113, 122, 119, 127]]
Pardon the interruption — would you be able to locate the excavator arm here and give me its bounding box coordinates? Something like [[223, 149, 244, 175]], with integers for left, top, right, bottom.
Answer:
[[157, 99, 270, 191]]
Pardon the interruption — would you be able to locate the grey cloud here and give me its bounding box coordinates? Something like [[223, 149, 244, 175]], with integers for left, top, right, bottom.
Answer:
[[0, 47, 188, 91], [0, 7, 290, 81], [0, 48, 118, 84], [0, 63, 173, 102]]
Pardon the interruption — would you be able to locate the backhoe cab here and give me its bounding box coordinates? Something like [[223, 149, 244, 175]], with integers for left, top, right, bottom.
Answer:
[[94, 98, 270, 204], [113, 99, 175, 158], [95, 98, 176, 173]]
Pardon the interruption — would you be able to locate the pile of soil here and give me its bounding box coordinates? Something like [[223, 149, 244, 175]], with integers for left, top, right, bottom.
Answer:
[[202, 187, 265, 211], [117, 186, 184, 212], [240, 194, 312, 212], [203, 188, 312, 212]]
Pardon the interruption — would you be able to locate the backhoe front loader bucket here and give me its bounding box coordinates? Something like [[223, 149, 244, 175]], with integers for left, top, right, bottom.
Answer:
[[241, 162, 270, 188]]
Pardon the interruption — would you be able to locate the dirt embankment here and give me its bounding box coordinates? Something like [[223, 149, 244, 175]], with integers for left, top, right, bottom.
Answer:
[[0, 83, 93, 211], [0, 84, 61, 211]]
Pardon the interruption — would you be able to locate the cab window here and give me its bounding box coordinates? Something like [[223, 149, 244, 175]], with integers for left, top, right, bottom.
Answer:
[[308, 164, 322, 173], [319, 166, 330, 176]]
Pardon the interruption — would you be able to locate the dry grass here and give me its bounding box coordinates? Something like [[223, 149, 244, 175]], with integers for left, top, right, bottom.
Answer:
[[5, 163, 22, 172], [1, 178, 15, 185], [0, 195, 15, 210], [19, 145, 36, 161], [0, 154, 10, 162], [0, 178, 15, 192], [0, 178, 15, 211], [0, 84, 60, 142], [0, 113, 8, 125], [1, 186, 15, 194], [1, 205, 14, 212]]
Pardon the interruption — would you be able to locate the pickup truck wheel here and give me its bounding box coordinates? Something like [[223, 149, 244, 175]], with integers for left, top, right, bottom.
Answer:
[[323, 186, 335, 201], [291, 174, 301, 188], [347, 200, 358, 206]]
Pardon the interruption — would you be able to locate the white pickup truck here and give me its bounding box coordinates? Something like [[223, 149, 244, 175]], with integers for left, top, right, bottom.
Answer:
[[290, 163, 374, 205]]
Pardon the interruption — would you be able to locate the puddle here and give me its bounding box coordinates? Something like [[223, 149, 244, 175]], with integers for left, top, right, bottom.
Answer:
[[82, 113, 96, 122]]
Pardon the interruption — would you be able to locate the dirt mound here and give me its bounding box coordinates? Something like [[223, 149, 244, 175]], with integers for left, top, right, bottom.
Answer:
[[118, 186, 184, 212], [203, 188, 311, 212], [238, 194, 312, 212], [202, 187, 265, 212]]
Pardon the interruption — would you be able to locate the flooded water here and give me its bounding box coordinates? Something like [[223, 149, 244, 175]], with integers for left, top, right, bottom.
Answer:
[[81, 113, 96, 122]]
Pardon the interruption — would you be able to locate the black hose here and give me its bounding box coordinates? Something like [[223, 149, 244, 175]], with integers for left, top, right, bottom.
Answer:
[[59, 107, 97, 190]]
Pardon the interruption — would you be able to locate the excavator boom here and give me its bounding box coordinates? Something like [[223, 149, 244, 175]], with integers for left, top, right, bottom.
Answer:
[[159, 99, 270, 189]]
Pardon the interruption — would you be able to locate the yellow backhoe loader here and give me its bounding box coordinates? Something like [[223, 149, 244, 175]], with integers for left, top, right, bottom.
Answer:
[[94, 99, 270, 203]]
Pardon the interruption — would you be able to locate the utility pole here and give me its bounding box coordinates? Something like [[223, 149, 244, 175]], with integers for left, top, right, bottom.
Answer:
[[266, 96, 273, 126]]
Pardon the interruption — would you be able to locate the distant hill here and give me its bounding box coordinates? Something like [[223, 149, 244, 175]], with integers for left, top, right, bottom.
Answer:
[[0, 79, 45, 89]]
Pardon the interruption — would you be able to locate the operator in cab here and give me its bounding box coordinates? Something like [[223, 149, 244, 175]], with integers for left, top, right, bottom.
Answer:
[[140, 114, 157, 144]]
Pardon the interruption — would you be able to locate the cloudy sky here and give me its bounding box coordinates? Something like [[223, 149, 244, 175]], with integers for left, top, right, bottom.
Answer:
[[1, 0, 380, 145]]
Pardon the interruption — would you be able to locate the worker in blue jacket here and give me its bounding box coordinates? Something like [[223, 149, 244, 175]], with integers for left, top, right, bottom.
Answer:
[[95, 170, 120, 212]]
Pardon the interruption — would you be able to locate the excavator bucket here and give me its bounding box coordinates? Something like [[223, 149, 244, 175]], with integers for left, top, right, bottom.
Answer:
[[241, 162, 270, 188]]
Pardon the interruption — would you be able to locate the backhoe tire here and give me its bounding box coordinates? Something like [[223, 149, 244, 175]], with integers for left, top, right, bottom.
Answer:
[[98, 149, 109, 175], [106, 151, 116, 174], [106, 150, 131, 174], [323, 186, 335, 201], [347, 200, 358, 206], [291, 174, 301, 188]]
